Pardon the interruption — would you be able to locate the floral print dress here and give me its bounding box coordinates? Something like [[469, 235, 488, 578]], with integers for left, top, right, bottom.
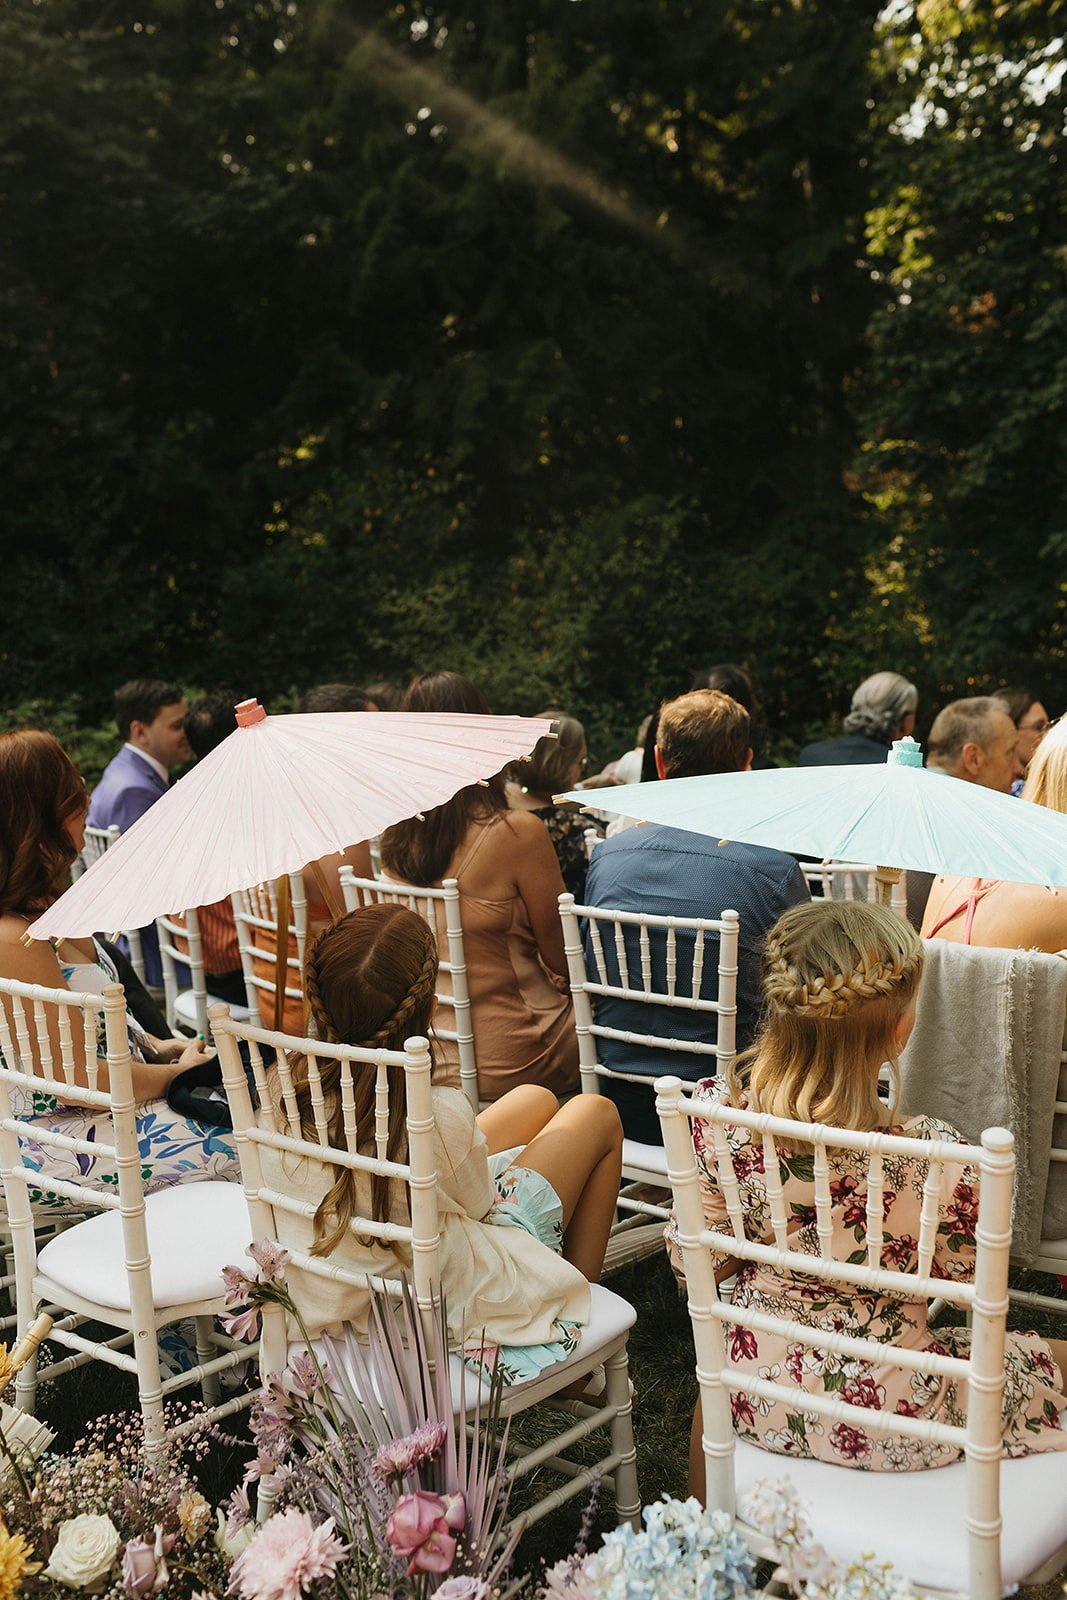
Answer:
[[6, 941, 238, 1212], [666, 1076, 1067, 1471]]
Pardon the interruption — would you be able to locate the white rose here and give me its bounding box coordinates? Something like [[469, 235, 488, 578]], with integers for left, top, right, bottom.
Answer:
[[44, 1513, 122, 1590]]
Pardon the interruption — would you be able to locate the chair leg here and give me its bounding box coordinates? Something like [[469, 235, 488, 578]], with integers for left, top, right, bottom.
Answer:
[[194, 1317, 221, 1407], [603, 1343, 640, 1528], [14, 1349, 37, 1417]]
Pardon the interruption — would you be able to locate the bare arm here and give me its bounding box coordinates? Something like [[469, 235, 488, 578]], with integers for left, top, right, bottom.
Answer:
[[510, 814, 570, 981], [0, 928, 198, 1103]]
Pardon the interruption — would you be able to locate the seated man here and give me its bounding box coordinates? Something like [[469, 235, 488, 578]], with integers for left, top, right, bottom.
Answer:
[[88, 678, 190, 986], [907, 695, 1025, 926], [584, 689, 809, 1144], [925, 695, 1023, 792]]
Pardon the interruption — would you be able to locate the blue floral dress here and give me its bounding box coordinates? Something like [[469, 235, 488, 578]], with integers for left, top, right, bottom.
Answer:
[[9, 941, 238, 1211]]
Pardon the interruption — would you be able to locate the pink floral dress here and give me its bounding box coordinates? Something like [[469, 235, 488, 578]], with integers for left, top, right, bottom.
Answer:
[[666, 1077, 1067, 1471]]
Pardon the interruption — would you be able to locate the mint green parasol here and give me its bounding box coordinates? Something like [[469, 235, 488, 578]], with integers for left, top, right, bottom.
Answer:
[[562, 738, 1067, 901]]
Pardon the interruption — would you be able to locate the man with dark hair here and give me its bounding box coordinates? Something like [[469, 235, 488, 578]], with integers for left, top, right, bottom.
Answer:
[[88, 679, 190, 986], [89, 679, 189, 836], [298, 683, 380, 714], [584, 690, 809, 1144]]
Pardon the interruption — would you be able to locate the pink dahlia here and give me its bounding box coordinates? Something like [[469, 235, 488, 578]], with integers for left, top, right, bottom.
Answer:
[[228, 1509, 348, 1600]]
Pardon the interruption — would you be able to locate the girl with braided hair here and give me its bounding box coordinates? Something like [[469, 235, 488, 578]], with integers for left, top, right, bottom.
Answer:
[[666, 899, 1067, 1486], [261, 901, 623, 1384]]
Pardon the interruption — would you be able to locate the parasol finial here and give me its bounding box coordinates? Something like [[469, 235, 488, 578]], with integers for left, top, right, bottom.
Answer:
[[234, 699, 267, 728], [886, 735, 923, 769]]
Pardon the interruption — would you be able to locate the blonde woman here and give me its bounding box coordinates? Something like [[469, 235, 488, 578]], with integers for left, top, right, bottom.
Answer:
[[922, 717, 1067, 951], [667, 900, 1067, 1488]]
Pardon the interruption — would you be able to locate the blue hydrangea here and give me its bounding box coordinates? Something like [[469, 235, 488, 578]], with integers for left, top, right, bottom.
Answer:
[[584, 1496, 756, 1600]]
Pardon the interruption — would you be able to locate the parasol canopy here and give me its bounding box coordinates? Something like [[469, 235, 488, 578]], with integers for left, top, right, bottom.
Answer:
[[30, 701, 551, 942], [562, 737, 1067, 889]]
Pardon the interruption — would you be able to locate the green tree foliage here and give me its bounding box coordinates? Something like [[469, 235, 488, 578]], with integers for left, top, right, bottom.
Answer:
[[13, 0, 1056, 764], [855, 0, 1067, 704]]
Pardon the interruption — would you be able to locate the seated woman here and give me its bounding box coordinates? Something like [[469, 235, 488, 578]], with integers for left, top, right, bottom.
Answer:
[[381, 672, 580, 1102], [0, 730, 238, 1209], [260, 903, 623, 1380], [922, 717, 1067, 951], [668, 899, 1067, 1488], [505, 712, 602, 900]]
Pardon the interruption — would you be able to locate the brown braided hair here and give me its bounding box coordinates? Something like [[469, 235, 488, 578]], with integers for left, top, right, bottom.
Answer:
[[293, 902, 439, 1255], [726, 900, 923, 1140]]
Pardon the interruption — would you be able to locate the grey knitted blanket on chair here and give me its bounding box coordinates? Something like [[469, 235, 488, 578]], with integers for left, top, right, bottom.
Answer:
[[897, 939, 1067, 1264]]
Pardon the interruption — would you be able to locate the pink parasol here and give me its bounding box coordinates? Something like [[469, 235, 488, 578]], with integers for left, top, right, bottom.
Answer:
[[29, 701, 552, 943]]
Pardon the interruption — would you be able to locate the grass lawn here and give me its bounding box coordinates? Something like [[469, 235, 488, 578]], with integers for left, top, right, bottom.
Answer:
[[24, 1253, 1067, 1596]]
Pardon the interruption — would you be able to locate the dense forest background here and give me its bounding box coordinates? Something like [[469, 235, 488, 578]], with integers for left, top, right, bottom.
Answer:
[[3, 0, 1065, 775]]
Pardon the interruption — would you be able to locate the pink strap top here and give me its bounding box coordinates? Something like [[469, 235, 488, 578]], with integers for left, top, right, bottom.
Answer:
[[926, 878, 1000, 944]]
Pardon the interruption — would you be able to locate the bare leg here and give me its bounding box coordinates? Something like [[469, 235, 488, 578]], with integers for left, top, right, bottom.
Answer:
[[476, 1084, 559, 1156], [508, 1095, 623, 1281], [689, 1398, 705, 1503]]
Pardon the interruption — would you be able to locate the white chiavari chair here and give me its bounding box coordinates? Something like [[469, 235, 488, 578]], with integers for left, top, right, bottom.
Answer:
[[156, 908, 253, 1039], [339, 870, 478, 1110], [657, 1074, 1067, 1598], [212, 1006, 640, 1540], [76, 824, 147, 983], [801, 859, 909, 919], [231, 876, 309, 1034], [559, 892, 738, 1270], [0, 976, 254, 1455]]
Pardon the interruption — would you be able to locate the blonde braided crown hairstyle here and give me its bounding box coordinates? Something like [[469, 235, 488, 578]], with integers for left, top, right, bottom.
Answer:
[[728, 900, 924, 1136], [294, 902, 439, 1254]]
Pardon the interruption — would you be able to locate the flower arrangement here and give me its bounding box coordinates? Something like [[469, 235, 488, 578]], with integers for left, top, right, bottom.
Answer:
[[537, 1481, 919, 1600], [218, 1240, 522, 1599], [0, 1370, 237, 1596], [0, 1242, 922, 1600]]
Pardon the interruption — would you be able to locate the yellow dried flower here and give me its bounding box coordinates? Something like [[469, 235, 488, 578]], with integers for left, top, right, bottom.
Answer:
[[0, 1516, 40, 1600], [177, 1489, 213, 1544], [0, 1354, 16, 1397]]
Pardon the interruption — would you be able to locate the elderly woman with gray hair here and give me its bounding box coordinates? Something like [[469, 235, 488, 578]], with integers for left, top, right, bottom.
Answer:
[[799, 671, 918, 767]]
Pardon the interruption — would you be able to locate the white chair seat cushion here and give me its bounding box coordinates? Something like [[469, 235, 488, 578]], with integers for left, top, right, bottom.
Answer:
[[174, 991, 252, 1028], [1036, 1234, 1067, 1262], [622, 1138, 668, 1178], [294, 1282, 637, 1412], [733, 1436, 1067, 1591], [37, 1181, 251, 1311]]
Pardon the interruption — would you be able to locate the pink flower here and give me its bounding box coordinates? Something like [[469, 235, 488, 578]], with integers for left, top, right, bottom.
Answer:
[[785, 1342, 807, 1383], [841, 1375, 882, 1411], [1032, 1347, 1058, 1381], [222, 1265, 257, 1306], [385, 1490, 464, 1576], [372, 1420, 448, 1480], [247, 1239, 290, 1285], [945, 1182, 978, 1241], [122, 1527, 175, 1596], [728, 1327, 757, 1363], [222, 1305, 261, 1343], [881, 1233, 916, 1268], [434, 1580, 491, 1600], [894, 1398, 922, 1417], [228, 1509, 347, 1600], [828, 1422, 870, 1461], [730, 1394, 756, 1428], [286, 1353, 323, 1399]]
